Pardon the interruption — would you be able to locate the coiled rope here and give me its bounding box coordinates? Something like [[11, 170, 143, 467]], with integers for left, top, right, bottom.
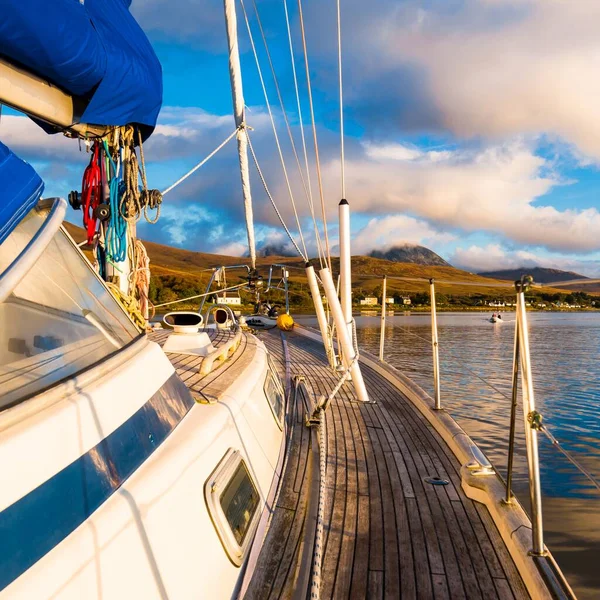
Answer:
[[105, 281, 147, 331], [81, 143, 102, 244], [103, 141, 127, 263], [129, 238, 152, 320]]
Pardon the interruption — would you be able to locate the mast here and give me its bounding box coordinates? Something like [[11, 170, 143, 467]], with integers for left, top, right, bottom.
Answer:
[[223, 0, 257, 270]]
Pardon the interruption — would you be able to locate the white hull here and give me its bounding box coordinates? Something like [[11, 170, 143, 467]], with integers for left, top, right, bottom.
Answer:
[[0, 333, 284, 599]]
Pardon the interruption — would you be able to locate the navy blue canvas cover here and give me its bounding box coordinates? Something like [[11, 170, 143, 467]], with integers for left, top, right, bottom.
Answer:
[[0, 0, 162, 134], [0, 142, 44, 246]]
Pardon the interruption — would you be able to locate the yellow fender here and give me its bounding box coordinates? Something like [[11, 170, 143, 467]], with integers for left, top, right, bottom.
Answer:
[[277, 313, 295, 331]]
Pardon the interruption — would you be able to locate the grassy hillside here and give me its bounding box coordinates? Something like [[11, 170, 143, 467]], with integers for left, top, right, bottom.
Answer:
[[62, 221, 586, 309]]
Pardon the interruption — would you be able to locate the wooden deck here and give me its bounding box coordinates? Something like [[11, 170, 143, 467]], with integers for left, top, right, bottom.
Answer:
[[248, 329, 530, 600], [149, 328, 254, 401]]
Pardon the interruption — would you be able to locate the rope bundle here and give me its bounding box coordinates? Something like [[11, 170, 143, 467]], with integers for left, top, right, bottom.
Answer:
[[81, 144, 102, 244]]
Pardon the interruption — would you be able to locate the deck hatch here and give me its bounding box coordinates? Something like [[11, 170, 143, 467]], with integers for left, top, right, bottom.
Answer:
[[205, 449, 261, 566]]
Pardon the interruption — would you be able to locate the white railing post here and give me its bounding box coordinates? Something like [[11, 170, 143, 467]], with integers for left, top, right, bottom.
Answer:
[[515, 277, 545, 556], [320, 267, 369, 402], [306, 264, 337, 370], [379, 275, 386, 362], [430, 278, 441, 410]]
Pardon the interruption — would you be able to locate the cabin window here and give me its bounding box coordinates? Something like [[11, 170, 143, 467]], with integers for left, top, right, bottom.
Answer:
[[264, 362, 285, 428], [205, 449, 261, 566], [0, 207, 140, 408]]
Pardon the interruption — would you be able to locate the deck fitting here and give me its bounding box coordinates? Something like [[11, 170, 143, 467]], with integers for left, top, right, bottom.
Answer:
[[424, 476, 450, 486]]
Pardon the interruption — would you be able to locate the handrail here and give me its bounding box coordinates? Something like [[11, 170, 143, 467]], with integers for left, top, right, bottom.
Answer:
[[0, 197, 67, 304], [198, 264, 251, 314], [514, 276, 546, 556], [376, 272, 547, 556], [429, 278, 442, 410]]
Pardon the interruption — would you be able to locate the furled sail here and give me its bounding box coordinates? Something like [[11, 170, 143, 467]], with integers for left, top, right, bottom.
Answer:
[[0, 142, 43, 245], [0, 0, 162, 137]]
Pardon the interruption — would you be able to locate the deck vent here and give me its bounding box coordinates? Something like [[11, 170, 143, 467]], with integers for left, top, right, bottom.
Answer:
[[424, 476, 449, 486]]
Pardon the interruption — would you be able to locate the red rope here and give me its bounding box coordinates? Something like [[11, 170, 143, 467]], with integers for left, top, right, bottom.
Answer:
[[81, 143, 102, 243]]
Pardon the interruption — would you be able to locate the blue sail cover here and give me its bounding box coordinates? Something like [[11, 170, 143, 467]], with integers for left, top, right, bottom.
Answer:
[[0, 0, 162, 135], [0, 142, 44, 246]]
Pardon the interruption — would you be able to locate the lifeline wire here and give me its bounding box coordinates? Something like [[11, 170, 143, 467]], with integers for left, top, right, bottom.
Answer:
[[385, 323, 600, 492], [153, 282, 247, 309], [239, 0, 308, 260]]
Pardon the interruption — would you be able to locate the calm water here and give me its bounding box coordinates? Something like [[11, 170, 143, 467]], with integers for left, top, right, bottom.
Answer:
[[297, 312, 600, 598]]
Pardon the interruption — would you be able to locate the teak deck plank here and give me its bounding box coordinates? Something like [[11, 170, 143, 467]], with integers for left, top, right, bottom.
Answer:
[[244, 334, 316, 600], [156, 327, 530, 600], [279, 331, 529, 600]]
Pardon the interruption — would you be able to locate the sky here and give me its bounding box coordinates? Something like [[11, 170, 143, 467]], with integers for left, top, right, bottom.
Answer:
[[5, 0, 600, 275]]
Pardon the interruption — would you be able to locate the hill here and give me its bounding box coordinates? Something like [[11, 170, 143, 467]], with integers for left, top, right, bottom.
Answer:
[[61, 222, 574, 307], [369, 245, 450, 267], [478, 267, 589, 285]]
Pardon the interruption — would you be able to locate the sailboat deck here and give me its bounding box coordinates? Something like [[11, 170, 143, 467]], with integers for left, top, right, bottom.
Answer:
[[148, 327, 252, 401], [249, 329, 530, 600]]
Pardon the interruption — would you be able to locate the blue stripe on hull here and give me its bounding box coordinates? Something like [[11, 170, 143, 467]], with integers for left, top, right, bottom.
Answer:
[[0, 373, 194, 592]]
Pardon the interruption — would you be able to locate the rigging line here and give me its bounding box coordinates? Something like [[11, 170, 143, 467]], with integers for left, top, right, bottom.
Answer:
[[297, 0, 332, 271], [246, 131, 308, 261], [239, 0, 309, 260], [386, 323, 600, 491], [386, 323, 515, 402], [161, 128, 238, 196], [283, 0, 324, 269], [540, 426, 600, 492], [336, 0, 345, 200], [153, 282, 247, 309], [253, 0, 324, 267]]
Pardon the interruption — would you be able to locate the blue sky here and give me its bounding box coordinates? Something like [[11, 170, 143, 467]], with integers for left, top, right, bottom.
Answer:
[[6, 0, 600, 275]]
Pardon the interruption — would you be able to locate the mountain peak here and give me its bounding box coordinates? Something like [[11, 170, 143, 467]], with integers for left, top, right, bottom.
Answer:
[[478, 267, 589, 284], [369, 244, 450, 267]]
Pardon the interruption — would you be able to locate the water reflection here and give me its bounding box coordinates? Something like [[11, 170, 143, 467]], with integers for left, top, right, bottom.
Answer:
[[296, 312, 600, 598]]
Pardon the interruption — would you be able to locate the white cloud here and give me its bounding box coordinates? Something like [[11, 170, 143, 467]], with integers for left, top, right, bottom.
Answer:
[[351, 214, 455, 255], [364, 142, 451, 163], [451, 243, 600, 277], [382, 0, 600, 161], [0, 115, 86, 162], [317, 138, 600, 253], [451, 244, 541, 273], [214, 241, 248, 257]]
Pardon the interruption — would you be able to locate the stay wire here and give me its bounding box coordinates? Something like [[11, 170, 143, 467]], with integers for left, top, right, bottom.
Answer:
[[282, 0, 324, 269], [336, 0, 346, 200], [297, 0, 332, 270], [257, 0, 325, 268], [239, 0, 309, 260], [161, 128, 238, 196], [246, 131, 308, 262]]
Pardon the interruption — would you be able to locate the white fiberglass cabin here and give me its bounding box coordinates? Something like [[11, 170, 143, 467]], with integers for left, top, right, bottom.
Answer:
[[0, 201, 285, 598]]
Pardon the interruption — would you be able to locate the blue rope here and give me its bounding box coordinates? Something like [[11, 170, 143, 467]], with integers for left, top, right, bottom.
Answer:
[[103, 142, 127, 263]]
